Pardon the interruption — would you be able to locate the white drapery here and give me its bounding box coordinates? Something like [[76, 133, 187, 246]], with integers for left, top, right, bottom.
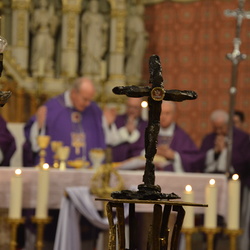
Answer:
[[54, 186, 128, 250]]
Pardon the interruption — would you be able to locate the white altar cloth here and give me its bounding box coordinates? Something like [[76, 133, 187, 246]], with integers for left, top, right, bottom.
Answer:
[[0, 168, 228, 217]]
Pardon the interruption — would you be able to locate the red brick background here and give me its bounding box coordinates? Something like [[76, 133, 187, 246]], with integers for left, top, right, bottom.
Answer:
[[143, 0, 250, 146]]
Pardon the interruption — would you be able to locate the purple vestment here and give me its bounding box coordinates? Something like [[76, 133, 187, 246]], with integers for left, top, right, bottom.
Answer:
[[160, 124, 201, 172], [0, 115, 16, 166], [111, 114, 148, 162], [23, 94, 105, 166], [200, 127, 250, 186]]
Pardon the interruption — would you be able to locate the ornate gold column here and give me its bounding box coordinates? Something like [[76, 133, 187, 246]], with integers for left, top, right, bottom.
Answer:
[[106, 0, 127, 100], [61, 0, 81, 78], [11, 0, 30, 72]]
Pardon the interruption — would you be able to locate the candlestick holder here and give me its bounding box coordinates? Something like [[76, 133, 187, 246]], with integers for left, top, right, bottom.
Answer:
[[181, 227, 199, 250], [7, 217, 25, 250], [223, 228, 242, 250], [200, 227, 221, 250], [31, 216, 52, 250]]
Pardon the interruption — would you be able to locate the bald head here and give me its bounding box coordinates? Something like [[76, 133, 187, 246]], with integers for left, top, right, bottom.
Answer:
[[71, 77, 96, 112], [210, 109, 229, 135], [160, 101, 176, 128], [126, 97, 142, 118]]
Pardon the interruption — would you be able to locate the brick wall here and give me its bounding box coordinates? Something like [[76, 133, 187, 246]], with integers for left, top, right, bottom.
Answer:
[[143, 0, 250, 146]]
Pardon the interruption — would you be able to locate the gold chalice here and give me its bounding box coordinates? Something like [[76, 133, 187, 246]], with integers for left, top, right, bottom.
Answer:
[[57, 146, 70, 171], [37, 135, 51, 168], [51, 141, 63, 168]]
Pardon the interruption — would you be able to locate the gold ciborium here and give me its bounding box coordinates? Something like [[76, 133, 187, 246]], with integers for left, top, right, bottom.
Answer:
[[37, 135, 51, 168], [51, 141, 63, 168], [57, 146, 70, 170]]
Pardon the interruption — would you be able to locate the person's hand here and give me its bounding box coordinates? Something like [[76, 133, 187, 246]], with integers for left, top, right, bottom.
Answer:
[[214, 135, 226, 153], [103, 106, 117, 126], [36, 105, 47, 129], [156, 144, 175, 161], [126, 116, 136, 134]]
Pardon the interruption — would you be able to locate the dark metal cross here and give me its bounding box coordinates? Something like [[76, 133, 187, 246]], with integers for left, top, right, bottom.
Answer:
[[112, 55, 197, 200]]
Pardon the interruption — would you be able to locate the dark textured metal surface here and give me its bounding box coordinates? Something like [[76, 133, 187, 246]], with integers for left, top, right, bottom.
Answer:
[[111, 54, 197, 200]]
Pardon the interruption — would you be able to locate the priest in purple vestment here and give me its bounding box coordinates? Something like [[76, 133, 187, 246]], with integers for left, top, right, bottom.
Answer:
[[0, 115, 16, 166], [200, 109, 250, 184], [104, 97, 148, 162], [23, 77, 106, 166], [154, 101, 200, 172]]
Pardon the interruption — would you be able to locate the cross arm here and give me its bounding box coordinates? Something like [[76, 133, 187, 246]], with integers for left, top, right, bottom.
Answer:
[[163, 90, 198, 102], [112, 85, 151, 98]]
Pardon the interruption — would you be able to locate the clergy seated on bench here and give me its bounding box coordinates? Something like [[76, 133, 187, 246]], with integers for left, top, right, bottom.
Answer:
[[22, 77, 107, 250], [199, 109, 250, 249], [115, 101, 202, 173], [0, 115, 16, 166], [104, 97, 148, 163]]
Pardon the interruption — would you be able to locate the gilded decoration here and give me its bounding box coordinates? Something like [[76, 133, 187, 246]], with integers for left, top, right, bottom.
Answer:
[[11, 1, 30, 10], [62, 5, 81, 13], [116, 17, 125, 53], [67, 13, 76, 49], [16, 11, 26, 47]]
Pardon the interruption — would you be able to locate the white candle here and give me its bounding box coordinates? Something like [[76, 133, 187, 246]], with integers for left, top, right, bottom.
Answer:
[[204, 179, 217, 228], [182, 185, 194, 228], [35, 163, 50, 218], [227, 174, 241, 230], [9, 169, 23, 219]]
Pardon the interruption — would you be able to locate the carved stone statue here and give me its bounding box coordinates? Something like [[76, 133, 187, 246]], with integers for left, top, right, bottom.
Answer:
[[81, 0, 108, 76], [125, 4, 148, 84], [30, 0, 60, 77]]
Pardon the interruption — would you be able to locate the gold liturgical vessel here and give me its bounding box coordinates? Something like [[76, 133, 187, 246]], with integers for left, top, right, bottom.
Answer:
[[37, 135, 51, 168], [51, 140, 63, 168]]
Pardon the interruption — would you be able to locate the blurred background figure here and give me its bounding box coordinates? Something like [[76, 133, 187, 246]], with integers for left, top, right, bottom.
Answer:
[[154, 101, 200, 172], [125, 3, 148, 84], [23, 77, 106, 167], [104, 97, 147, 163], [233, 110, 246, 130], [200, 109, 250, 179], [81, 0, 108, 76], [0, 115, 16, 166], [30, 0, 60, 77]]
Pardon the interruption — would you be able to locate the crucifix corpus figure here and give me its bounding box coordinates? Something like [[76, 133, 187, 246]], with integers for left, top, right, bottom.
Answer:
[[111, 55, 197, 200]]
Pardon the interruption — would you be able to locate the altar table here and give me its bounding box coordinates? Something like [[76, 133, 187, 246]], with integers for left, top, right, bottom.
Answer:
[[0, 168, 228, 217]]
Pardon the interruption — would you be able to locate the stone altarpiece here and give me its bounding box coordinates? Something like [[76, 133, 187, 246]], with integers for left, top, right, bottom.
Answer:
[[0, 0, 151, 121]]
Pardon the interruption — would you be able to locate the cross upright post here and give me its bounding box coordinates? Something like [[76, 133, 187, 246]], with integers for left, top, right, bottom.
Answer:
[[224, 0, 250, 176], [112, 55, 197, 200]]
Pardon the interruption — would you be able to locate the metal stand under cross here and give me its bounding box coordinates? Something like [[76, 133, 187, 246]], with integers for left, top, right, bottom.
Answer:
[[111, 55, 197, 200], [224, 0, 250, 176]]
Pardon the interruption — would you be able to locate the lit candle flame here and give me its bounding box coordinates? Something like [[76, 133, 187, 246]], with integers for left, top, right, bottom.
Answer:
[[43, 163, 49, 170], [232, 174, 239, 181], [209, 179, 216, 186], [141, 101, 148, 108], [185, 185, 192, 192], [15, 168, 22, 175]]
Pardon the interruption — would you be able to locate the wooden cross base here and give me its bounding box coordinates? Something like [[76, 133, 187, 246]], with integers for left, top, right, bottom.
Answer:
[[96, 198, 207, 250]]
